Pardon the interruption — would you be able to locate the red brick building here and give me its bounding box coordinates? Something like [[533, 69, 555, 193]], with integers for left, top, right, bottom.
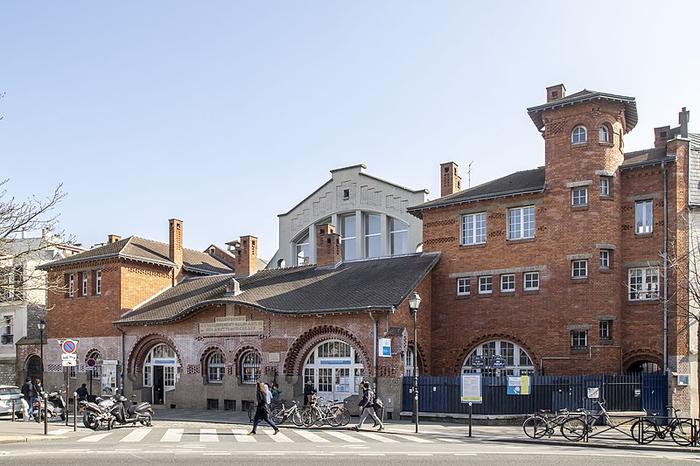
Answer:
[[408, 85, 695, 414]]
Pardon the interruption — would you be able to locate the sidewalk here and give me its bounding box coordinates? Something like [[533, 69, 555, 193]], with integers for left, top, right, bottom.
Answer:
[[0, 417, 73, 444]]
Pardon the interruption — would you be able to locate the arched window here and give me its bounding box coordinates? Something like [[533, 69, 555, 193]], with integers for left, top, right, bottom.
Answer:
[[626, 360, 661, 374], [293, 232, 310, 266], [240, 350, 261, 384], [303, 340, 365, 401], [599, 124, 611, 143], [571, 125, 587, 144], [461, 340, 535, 376], [143, 344, 179, 388], [85, 349, 102, 377], [206, 351, 225, 383], [404, 346, 421, 377]]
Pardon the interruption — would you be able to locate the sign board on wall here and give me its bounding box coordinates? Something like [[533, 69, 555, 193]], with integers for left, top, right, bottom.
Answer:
[[378, 338, 391, 357], [199, 316, 264, 335], [506, 376, 531, 395], [460, 374, 482, 404]]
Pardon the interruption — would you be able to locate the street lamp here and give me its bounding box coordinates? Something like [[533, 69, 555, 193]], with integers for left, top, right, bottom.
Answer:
[[37, 319, 46, 384], [408, 291, 421, 434]]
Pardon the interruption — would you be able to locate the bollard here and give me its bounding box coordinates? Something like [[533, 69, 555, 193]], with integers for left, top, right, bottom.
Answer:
[[73, 392, 77, 432], [468, 402, 473, 438], [43, 394, 48, 435], [11, 399, 15, 422]]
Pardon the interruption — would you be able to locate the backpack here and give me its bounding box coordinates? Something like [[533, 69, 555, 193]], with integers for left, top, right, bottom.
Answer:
[[373, 397, 384, 409]]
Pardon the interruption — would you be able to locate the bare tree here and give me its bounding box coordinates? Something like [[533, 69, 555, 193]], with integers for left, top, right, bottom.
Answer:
[[0, 180, 72, 304]]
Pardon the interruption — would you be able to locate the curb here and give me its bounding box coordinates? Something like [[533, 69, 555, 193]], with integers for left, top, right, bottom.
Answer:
[[488, 436, 700, 454], [0, 435, 67, 444]]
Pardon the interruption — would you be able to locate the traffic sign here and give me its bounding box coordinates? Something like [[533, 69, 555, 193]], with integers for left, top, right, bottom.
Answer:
[[492, 355, 507, 369], [471, 356, 485, 369], [61, 339, 78, 354], [62, 360, 77, 367], [61, 353, 78, 361], [86, 357, 97, 369]]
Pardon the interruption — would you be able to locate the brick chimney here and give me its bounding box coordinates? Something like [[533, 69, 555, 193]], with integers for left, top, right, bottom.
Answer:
[[440, 162, 461, 197], [234, 235, 258, 277], [316, 224, 342, 267], [168, 218, 184, 271], [679, 107, 690, 138], [107, 234, 121, 243], [546, 84, 566, 102], [654, 125, 672, 148]]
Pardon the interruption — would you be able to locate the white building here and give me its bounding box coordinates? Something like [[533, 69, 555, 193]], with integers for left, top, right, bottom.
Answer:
[[269, 164, 428, 269]]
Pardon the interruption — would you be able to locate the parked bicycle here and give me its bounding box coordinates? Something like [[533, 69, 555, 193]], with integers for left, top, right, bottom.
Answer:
[[559, 401, 611, 442], [522, 408, 582, 439], [301, 397, 350, 428], [630, 408, 695, 446], [271, 401, 304, 427]]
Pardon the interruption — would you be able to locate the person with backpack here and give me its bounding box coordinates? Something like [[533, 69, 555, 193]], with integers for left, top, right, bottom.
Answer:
[[353, 381, 384, 432], [20, 378, 33, 421]]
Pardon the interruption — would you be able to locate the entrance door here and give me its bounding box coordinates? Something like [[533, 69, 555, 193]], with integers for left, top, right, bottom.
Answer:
[[153, 366, 165, 405]]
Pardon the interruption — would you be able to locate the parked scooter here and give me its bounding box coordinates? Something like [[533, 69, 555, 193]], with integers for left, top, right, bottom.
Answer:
[[33, 389, 67, 422], [80, 395, 115, 430], [109, 390, 153, 428]]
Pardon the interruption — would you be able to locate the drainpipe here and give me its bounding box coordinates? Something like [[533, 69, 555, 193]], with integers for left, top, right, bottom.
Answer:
[[663, 161, 669, 374], [369, 310, 378, 396], [118, 326, 126, 393]]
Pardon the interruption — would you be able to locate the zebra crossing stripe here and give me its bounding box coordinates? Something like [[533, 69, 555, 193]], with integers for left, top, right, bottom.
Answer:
[[392, 434, 433, 443], [231, 429, 256, 442], [78, 433, 112, 443], [294, 430, 330, 443], [120, 428, 152, 443], [199, 428, 219, 442], [356, 432, 400, 443], [324, 431, 364, 443], [263, 429, 293, 443], [160, 428, 184, 442], [49, 429, 70, 436]]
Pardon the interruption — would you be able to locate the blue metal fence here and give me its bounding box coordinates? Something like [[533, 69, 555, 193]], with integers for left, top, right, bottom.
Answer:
[[402, 373, 667, 415]]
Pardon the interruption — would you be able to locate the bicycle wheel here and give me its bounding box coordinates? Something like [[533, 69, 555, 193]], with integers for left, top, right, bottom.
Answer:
[[291, 410, 304, 427], [327, 407, 344, 427], [271, 408, 285, 425], [670, 420, 694, 446], [560, 417, 587, 442], [630, 419, 657, 444], [522, 416, 547, 439], [302, 408, 318, 427], [339, 407, 351, 426]]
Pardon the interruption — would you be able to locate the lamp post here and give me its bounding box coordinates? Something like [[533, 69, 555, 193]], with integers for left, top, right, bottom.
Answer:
[[37, 319, 46, 384], [408, 291, 421, 434]]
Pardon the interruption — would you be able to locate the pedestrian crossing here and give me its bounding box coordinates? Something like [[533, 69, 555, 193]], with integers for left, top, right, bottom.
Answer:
[[68, 427, 463, 446]]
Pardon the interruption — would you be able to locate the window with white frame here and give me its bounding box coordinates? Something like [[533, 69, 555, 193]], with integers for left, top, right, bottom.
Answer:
[[599, 320, 612, 340], [500, 274, 515, 292], [635, 200, 653, 234], [294, 232, 311, 266], [600, 250, 611, 269], [570, 330, 588, 349], [599, 125, 611, 143], [69, 365, 77, 378], [523, 272, 539, 291], [68, 274, 74, 298], [340, 214, 357, 260], [600, 177, 611, 197], [571, 260, 588, 278], [507, 206, 535, 240], [478, 276, 492, 294], [571, 187, 588, 206], [457, 277, 470, 296], [240, 351, 261, 384], [81, 272, 88, 297], [2, 316, 12, 342], [571, 125, 587, 144], [461, 212, 486, 245], [95, 270, 102, 296], [363, 213, 382, 258], [389, 218, 409, 255], [628, 267, 659, 301], [206, 351, 225, 383], [461, 340, 535, 376]]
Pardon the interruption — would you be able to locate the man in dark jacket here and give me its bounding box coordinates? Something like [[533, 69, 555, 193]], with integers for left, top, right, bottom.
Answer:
[[76, 384, 89, 402], [303, 380, 316, 406], [21, 378, 33, 419], [353, 381, 384, 431]]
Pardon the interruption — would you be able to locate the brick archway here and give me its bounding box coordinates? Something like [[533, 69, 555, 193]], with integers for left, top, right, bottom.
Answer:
[[127, 333, 182, 375], [622, 349, 663, 372], [283, 326, 371, 376], [453, 333, 538, 375]]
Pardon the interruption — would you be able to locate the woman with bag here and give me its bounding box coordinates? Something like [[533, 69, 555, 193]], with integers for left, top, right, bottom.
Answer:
[[248, 382, 279, 435]]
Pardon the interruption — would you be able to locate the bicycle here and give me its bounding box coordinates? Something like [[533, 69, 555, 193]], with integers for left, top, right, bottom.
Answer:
[[630, 408, 695, 446], [271, 401, 304, 427], [522, 408, 581, 439], [301, 397, 349, 427], [559, 401, 610, 442]]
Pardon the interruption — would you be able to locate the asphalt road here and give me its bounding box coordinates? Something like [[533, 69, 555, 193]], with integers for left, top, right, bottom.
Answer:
[[0, 421, 697, 465]]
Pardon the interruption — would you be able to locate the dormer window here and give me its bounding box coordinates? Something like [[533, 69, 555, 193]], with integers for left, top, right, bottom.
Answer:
[[599, 124, 611, 143], [571, 125, 587, 145]]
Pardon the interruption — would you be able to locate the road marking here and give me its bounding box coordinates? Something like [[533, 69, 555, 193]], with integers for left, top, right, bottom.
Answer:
[[436, 437, 462, 443], [49, 429, 71, 436], [231, 429, 256, 442], [392, 434, 433, 443], [325, 431, 364, 443], [78, 433, 111, 443], [356, 432, 400, 443], [264, 430, 293, 443], [199, 428, 219, 442], [407, 453, 433, 456], [454, 453, 477, 456], [120, 428, 152, 443], [160, 428, 183, 442], [294, 430, 330, 443], [203, 452, 231, 456], [358, 453, 386, 456]]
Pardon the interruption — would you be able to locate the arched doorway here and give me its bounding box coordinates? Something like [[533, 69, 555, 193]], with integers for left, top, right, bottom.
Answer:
[[461, 340, 535, 376], [25, 355, 42, 381], [626, 360, 661, 374], [142, 344, 180, 405], [302, 340, 365, 401]]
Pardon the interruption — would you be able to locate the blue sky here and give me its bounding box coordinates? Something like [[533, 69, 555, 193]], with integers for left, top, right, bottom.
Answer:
[[2, 1, 698, 259]]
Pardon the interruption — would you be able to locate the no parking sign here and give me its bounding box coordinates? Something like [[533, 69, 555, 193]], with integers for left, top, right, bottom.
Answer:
[[60, 339, 78, 354]]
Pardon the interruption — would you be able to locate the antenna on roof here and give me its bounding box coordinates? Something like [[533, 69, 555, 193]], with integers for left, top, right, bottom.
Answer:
[[467, 161, 474, 188]]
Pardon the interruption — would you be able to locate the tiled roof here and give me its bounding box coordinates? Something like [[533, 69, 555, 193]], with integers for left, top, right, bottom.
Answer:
[[116, 252, 441, 324], [527, 89, 638, 133], [621, 146, 675, 169], [38, 236, 233, 274], [408, 167, 545, 216]]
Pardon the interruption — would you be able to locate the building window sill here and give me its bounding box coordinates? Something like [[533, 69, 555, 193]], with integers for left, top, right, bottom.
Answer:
[[599, 268, 613, 274], [499, 291, 516, 297], [627, 299, 661, 305], [570, 347, 588, 353], [571, 277, 588, 283], [599, 339, 613, 345], [571, 205, 589, 211], [600, 195, 614, 201], [635, 232, 653, 238], [571, 142, 588, 148], [506, 237, 536, 244], [476, 293, 493, 298], [598, 142, 614, 147], [523, 289, 540, 295], [460, 243, 487, 249], [456, 294, 471, 300]]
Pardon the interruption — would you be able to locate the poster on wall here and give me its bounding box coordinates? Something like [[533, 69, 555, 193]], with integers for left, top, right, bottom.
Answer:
[[460, 374, 482, 404], [506, 376, 531, 395], [378, 338, 391, 357]]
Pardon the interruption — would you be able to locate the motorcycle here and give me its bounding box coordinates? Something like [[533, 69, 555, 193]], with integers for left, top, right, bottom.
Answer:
[[80, 396, 115, 431], [109, 390, 153, 428], [33, 390, 67, 422]]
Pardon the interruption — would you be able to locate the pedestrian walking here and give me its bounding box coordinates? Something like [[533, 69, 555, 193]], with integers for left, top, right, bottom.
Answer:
[[303, 379, 316, 407], [20, 378, 33, 421], [76, 383, 89, 402], [353, 381, 384, 432], [248, 382, 279, 435]]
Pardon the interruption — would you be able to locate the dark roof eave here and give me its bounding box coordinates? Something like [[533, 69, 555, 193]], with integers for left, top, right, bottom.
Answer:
[[527, 94, 637, 133], [182, 264, 230, 275], [38, 253, 176, 271], [620, 156, 677, 171], [407, 187, 545, 218]]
